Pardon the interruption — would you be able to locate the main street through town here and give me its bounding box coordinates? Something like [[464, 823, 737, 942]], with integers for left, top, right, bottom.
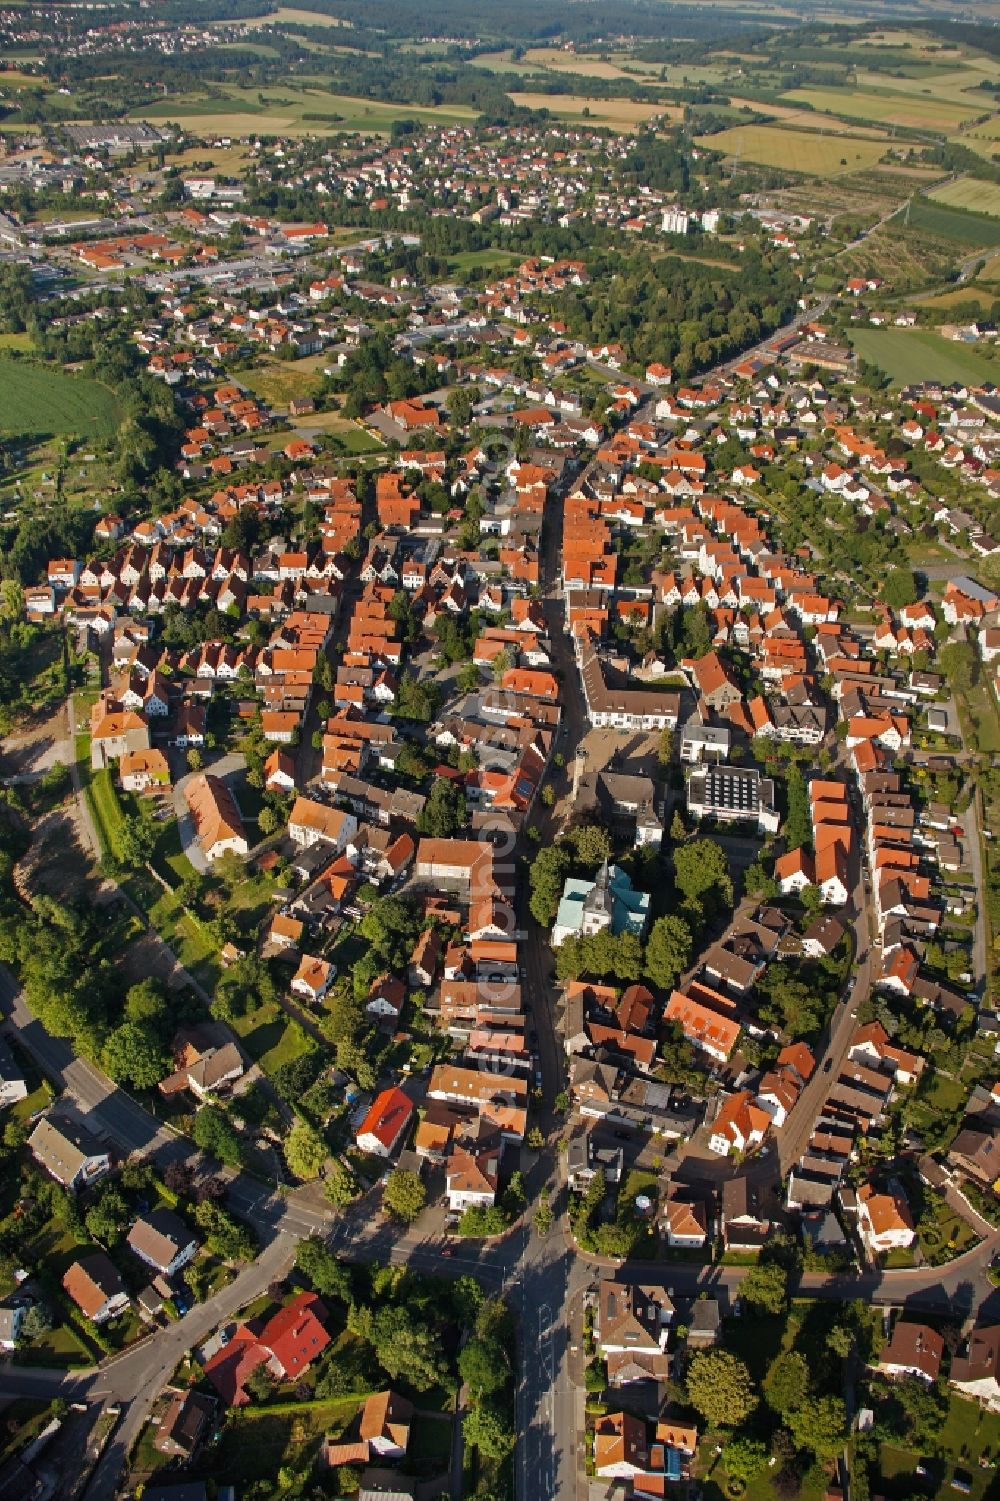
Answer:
[[4, 945, 1000, 1501]]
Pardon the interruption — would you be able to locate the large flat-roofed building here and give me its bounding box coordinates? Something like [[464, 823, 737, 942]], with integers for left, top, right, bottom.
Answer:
[[686, 764, 779, 834]]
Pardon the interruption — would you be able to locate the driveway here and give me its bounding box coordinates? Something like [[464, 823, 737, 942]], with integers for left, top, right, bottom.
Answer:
[[172, 751, 247, 873]]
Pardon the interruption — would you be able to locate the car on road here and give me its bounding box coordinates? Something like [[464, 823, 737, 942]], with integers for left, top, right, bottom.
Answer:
[[823, 1058, 833, 1073]]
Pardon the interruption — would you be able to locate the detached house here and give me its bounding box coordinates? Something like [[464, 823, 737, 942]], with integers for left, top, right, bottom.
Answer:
[[596, 1279, 673, 1385], [356, 1086, 414, 1158], [857, 1182, 915, 1258], [128, 1210, 198, 1277], [185, 774, 248, 863], [63, 1253, 130, 1324], [951, 1325, 1000, 1411], [878, 1321, 944, 1385], [28, 1114, 110, 1190]]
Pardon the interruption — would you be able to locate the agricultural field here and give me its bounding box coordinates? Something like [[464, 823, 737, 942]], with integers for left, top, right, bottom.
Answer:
[[915, 285, 999, 312], [695, 123, 886, 176], [728, 98, 889, 137], [0, 359, 122, 440], [927, 174, 1000, 218], [849, 326, 1000, 386], [782, 84, 986, 131], [133, 84, 478, 136], [508, 93, 679, 129], [854, 63, 1000, 105], [522, 48, 641, 82], [219, 7, 355, 26], [897, 197, 1000, 246]]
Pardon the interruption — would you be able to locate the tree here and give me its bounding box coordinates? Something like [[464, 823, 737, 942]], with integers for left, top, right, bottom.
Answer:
[[670, 809, 687, 842], [724, 1437, 769, 1486], [258, 806, 280, 836], [529, 843, 571, 926], [101, 1021, 168, 1090], [192, 1105, 244, 1168], [21, 1302, 53, 1340], [783, 764, 811, 851], [194, 1201, 256, 1263], [367, 1305, 449, 1391], [787, 1395, 848, 1460], [570, 823, 612, 868], [284, 1120, 327, 1180], [644, 914, 692, 991], [827, 1325, 853, 1359], [882, 1375, 947, 1446], [674, 839, 733, 909], [741, 1261, 788, 1316], [764, 1350, 810, 1416], [383, 1169, 426, 1223], [85, 1185, 130, 1246], [744, 859, 777, 899], [323, 1158, 360, 1207], [464, 1401, 516, 1460], [459, 1334, 509, 1396], [244, 1363, 276, 1401], [124, 978, 167, 1025], [416, 777, 466, 838], [295, 1236, 352, 1303], [939, 640, 975, 694], [117, 814, 156, 870], [686, 1349, 757, 1428], [882, 568, 918, 610], [186, 747, 203, 772]]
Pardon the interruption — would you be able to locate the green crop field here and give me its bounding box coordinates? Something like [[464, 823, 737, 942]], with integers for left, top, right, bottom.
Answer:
[[132, 83, 477, 136], [695, 123, 885, 176], [782, 84, 984, 131], [927, 174, 1000, 218], [0, 359, 122, 440], [895, 197, 1000, 245], [849, 327, 999, 386]]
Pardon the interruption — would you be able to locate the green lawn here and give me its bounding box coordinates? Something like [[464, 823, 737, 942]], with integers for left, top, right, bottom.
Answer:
[[77, 757, 125, 862], [447, 249, 523, 276], [201, 1395, 366, 1486], [0, 358, 122, 440], [15, 1321, 92, 1369], [140, 880, 220, 990], [962, 681, 1000, 755], [849, 327, 1000, 386], [879, 1394, 1000, 1501], [410, 1412, 454, 1463], [231, 1001, 315, 1075]]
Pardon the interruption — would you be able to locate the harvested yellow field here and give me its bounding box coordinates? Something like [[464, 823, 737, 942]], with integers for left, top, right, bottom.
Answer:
[[916, 286, 997, 310], [219, 7, 353, 25], [0, 69, 50, 89], [164, 143, 253, 172], [509, 93, 679, 129], [523, 48, 635, 81], [696, 124, 886, 176]]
